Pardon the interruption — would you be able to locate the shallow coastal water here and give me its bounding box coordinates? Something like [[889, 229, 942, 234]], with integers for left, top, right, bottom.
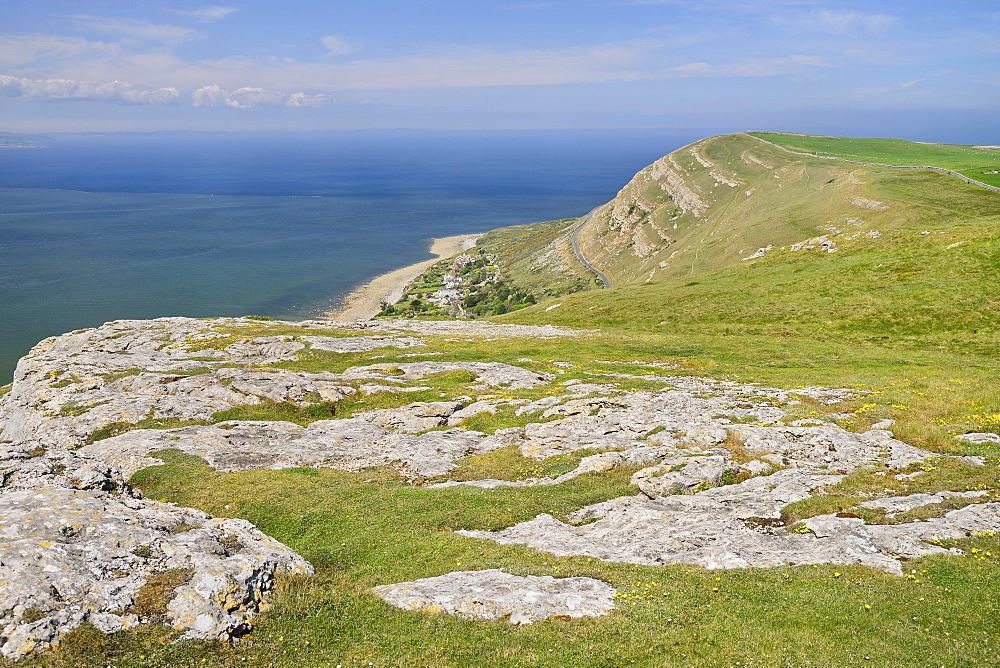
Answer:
[[0, 129, 710, 382]]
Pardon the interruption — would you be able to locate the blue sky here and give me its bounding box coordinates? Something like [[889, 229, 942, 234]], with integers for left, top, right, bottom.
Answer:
[[1, 0, 997, 136]]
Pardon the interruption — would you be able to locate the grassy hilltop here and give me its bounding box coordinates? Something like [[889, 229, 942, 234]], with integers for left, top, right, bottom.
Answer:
[[500, 132, 1000, 349], [12, 132, 1000, 667]]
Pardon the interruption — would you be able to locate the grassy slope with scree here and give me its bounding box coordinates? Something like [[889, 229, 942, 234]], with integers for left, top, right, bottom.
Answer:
[[12, 132, 1000, 667]]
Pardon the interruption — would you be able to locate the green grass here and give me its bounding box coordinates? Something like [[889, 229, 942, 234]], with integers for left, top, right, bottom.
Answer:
[[456, 406, 559, 435], [749, 131, 1000, 188], [473, 217, 597, 297], [11, 131, 1000, 666], [562, 132, 1000, 289], [502, 147, 1000, 357], [14, 328, 1000, 666], [211, 399, 338, 425], [433, 445, 605, 483], [17, 446, 997, 667], [86, 417, 211, 444]]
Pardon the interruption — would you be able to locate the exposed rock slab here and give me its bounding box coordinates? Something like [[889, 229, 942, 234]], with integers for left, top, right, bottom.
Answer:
[[956, 432, 1000, 445], [448, 381, 996, 574], [0, 317, 435, 447], [0, 445, 312, 661], [340, 361, 553, 390], [3, 313, 996, 663], [459, 468, 1000, 574], [371, 569, 616, 624], [0, 317, 559, 449], [79, 419, 501, 478], [859, 490, 989, 515]]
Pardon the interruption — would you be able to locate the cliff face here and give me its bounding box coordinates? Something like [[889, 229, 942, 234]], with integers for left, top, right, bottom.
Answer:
[[575, 133, 907, 286]]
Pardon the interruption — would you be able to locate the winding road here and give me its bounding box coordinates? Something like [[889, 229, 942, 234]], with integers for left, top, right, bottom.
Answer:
[[571, 208, 611, 289], [744, 132, 1000, 194]]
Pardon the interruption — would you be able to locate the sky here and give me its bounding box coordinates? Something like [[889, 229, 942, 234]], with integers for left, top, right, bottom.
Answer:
[[0, 0, 997, 137]]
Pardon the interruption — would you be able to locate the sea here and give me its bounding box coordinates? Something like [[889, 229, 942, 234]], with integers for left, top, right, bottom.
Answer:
[[0, 128, 712, 383]]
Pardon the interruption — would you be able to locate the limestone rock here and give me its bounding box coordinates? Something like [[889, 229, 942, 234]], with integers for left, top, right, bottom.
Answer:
[[354, 401, 464, 433], [79, 419, 497, 479], [0, 316, 589, 659], [340, 361, 553, 390], [301, 335, 425, 353], [448, 398, 527, 426], [956, 432, 1000, 445], [3, 312, 994, 663], [859, 490, 989, 516], [631, 453, 734, 497], [459, 467, 1000, 574], [0, 485, 312, 661], [0, 317, 441, 447], [371, 569, 616, 624]]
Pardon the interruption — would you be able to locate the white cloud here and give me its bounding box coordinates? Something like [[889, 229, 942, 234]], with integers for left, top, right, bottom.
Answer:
[[195, 41, 656, 91], [286, 91, 333, 107], [166, 6, 238, 22], [224, 87, 285, 108], [0, 34, 119, 68], [2, 27, 662, 95], [671, 62, 710, 73], [805, 10, 898, 34], [191, 82, 226, 106], [855, 72, 950, 96], [63, 15, 202, 44], [322, 35, 360, 56], [193, 84, 326, 108], [671, 54, 832, 77], [628, 0, 825, 8], [0, 74, 180, 103]]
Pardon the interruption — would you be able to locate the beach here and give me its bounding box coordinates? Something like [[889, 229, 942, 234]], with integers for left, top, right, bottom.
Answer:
[[324, 233, 483, 321]]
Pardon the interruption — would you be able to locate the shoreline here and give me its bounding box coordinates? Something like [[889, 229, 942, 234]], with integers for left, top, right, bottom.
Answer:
[[323, 233, 483, 321]]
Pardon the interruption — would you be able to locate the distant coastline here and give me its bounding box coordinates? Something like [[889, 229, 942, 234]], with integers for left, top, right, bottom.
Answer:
[[324, 233, 483, 321]]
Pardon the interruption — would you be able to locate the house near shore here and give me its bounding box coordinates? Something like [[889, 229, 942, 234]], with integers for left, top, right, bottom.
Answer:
[[433, 288, 462, 306]]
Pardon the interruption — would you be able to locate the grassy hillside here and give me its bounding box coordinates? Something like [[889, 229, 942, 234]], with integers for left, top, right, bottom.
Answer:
[[567, 133, 999, 288], [13, 132, 1000, 667], [502, 133, 1000, 355], [749, 131, 1000, 188], [472, 217, 599, 297]]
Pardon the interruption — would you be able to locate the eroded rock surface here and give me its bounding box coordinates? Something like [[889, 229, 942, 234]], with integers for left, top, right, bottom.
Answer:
[[458, 432, 999, 575], [340, 361, 553, 390], [0, 443, 311, 661], [83, 420, 502, 478], [0, 317, 557, 449], [372, 570, 616, 624], [0, 317, 580, 656], [2, 315, 995, 652]]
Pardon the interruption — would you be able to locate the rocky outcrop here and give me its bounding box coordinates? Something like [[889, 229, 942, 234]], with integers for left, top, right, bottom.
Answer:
[[340, 361, 553, 390], [1, 315, 994, 653], [459, 475, 1000, 575], [0, 317, 557, 449], [0, 316, 580, 657], [83, 419, 503, 479], [372, 570, 616, 624], [0, 442, 311, 661]]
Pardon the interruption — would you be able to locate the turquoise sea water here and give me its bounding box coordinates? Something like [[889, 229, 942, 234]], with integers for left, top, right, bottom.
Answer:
[[0, 129, 709, 383]]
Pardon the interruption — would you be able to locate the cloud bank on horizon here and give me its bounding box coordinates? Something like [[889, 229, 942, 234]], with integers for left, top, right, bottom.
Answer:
[[0, 0, 996, 133]]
